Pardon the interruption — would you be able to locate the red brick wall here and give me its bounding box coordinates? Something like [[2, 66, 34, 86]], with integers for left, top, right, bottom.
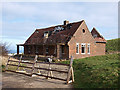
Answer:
[[68, 21, 106, 59], [94, 43, 106, 55], [61, 45, 69, 59]]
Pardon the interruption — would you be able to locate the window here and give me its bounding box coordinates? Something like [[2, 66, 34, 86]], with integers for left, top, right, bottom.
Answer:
[[46, 47, 48, 54], [44, 32, 49, 38], [61, 45, 65, 54], [35, 46, 38, 54], [28, 46, 31, 54], [81, 43, 86, 54], [93, 34, 97, 38], [82, 29, 85, 33], [87, 44, 90, 54], [76, 43, 79, 54], [36, 30, 39, 33]]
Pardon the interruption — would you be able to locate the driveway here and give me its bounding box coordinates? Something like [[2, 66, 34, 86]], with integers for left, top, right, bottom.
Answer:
[[2, 72, 73, 88]]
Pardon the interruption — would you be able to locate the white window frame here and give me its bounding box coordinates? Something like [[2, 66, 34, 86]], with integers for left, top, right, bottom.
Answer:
[[87, 43, 90, 54], [76, 43, 79, 54], [81, 43, 86, 54]]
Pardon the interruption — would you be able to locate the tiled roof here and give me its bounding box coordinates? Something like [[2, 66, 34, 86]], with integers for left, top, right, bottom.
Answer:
[[91, 27, 106, 43], [25, 20, 84, 45]]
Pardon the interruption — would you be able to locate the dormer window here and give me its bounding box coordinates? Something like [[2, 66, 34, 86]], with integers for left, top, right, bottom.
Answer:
[[36, 30, 39, 33], [44, 31, 49, 38], [93, 34, 97, 38]]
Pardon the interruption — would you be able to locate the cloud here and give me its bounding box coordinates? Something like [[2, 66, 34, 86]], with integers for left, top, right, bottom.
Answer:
[[2, 2, 118, 50]]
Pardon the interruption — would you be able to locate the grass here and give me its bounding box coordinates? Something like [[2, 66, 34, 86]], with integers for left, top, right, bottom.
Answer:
[[61, 53, 119, 88], [2, 63, 27, 72], [106, 38, 120, 53]]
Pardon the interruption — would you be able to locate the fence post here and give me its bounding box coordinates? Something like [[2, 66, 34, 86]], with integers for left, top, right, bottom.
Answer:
[[66, 56, 74, 84], [16, 55, 22, 70], [5, 56, 11, 71], [31, 55, 38, 76]]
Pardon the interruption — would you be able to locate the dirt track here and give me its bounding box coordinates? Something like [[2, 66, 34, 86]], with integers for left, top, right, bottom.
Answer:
[[2, 72, 73, 88]]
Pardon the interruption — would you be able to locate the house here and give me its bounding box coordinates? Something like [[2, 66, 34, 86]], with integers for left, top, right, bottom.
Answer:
[[17, 20, 106, 59]]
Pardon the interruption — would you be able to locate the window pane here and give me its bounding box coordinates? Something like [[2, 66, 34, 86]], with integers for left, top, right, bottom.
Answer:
[[82, 47, 85, 53], [88, 44, 90, 54], [81, 43, 85, 54], [76, 43, 79, 54]]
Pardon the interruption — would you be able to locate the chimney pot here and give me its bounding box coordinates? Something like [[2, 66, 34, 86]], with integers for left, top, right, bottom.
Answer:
[[64, 20, 69, 25]]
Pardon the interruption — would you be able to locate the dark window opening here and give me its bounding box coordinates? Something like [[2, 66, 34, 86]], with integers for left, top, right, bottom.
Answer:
[[76, 43, 79, 54], [82, 47, 85, 53], [35, 46, 38, 54], [81, 44, 85, 54], [28, 46, 31, 54], [83, 29, 85, 33], [61, 45, 65, 53], [46, 47, 48, 54]]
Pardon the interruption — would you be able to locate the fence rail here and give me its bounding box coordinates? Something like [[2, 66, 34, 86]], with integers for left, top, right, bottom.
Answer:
[[5, 55, 74, 84]]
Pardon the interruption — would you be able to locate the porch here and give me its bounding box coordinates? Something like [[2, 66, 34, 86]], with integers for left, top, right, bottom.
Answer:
[[17, 44, 69, 59]]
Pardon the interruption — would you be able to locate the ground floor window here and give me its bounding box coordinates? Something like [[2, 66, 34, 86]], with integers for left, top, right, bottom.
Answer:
[[87, 44, 90, 54], [61, 45, 65, 54], [35, 46, 38, 54], [28, 46, 31, 54], [76, 43, 79, 54], [81, 43, 86, 54], [46, 47, 49, 54]]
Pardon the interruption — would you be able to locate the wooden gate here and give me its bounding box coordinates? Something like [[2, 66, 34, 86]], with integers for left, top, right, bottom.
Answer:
[[5, 55, 74, 84]]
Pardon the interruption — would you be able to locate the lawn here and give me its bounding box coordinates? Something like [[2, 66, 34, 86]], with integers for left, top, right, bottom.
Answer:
[[61, 53, 119, 88]]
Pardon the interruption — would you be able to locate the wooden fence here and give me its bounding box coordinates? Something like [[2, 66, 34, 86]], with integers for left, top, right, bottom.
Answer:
[[5, 55, 74, 84]]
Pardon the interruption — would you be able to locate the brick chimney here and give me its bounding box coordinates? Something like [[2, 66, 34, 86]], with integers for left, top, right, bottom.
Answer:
[[64, 20, 69, 25]]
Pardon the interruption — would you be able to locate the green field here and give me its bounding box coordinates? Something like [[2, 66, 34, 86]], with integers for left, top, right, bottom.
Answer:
[[61, 53, 119, 88], [106, 38, 120, 53]]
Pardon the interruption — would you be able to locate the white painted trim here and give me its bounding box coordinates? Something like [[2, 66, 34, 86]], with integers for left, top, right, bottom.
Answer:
[[76, 43, 79, 54], [87, 43, 90, 54]]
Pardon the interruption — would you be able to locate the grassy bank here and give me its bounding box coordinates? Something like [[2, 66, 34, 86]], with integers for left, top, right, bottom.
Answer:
[[106, 38, 120, 53], [61, 54, 119, 88]]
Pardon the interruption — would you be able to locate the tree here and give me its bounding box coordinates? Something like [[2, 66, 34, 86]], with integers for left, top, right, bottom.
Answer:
[[0, 42, 10, 56]]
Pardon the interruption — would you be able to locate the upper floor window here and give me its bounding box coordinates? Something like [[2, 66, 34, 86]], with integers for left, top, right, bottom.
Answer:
[[93, 34, 97, 38], [44, 32, 49, 38], [76, 43, 79, 54], [81, 43, 86, 54], [36, 30, 39, 33], [87, 44, 90, 54], [82, 29, 85, 33]]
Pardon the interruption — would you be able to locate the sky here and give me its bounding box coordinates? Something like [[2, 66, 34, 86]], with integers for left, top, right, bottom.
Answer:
[[1, 2, 118, 53]]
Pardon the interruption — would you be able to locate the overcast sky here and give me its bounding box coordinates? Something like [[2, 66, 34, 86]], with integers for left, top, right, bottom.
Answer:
[[1, 2, 118, 52]]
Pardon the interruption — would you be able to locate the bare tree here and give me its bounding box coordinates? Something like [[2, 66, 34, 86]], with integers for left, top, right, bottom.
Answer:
[[0, 42, 10, 56]]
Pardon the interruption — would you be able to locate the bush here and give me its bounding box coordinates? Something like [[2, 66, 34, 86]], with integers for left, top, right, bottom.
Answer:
[[106, 38, 120, 53], [0, 42, 10, 56]]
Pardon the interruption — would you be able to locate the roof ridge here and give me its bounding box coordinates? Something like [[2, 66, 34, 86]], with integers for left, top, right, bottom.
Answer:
[[36, 20, 84, 31]]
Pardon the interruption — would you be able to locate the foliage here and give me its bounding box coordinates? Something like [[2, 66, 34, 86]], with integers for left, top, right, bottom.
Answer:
[[0, 42, 11, 56], [106, 38, 120, 53], [61, 54, 119, 88]]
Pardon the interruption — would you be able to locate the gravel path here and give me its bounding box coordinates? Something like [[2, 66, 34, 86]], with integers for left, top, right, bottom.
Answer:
[[2, 72, 73, 88]]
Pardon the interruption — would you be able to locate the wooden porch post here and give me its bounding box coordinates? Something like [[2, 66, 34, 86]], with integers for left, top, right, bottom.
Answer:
[[57, 44, 61, 59], [43, 45, 46, 56], [17, 45, 19, 55]]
